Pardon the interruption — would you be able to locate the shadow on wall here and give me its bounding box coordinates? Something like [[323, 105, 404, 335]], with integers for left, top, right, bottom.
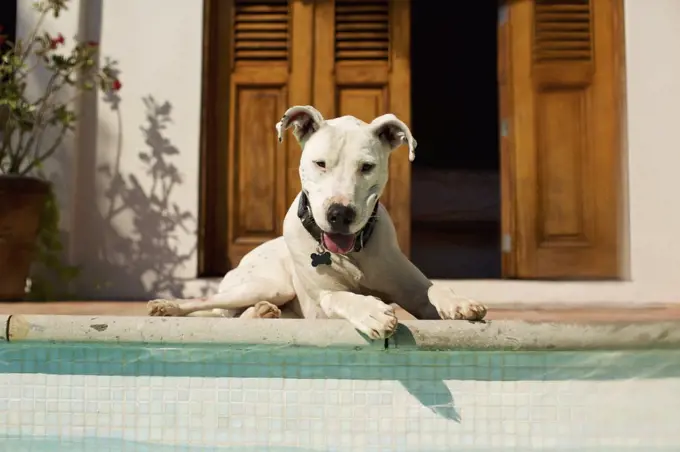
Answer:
[[84, 96, 203, 300], [61, 0, 212, 300]]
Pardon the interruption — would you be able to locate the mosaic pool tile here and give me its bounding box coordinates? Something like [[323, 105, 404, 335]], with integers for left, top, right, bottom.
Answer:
[[1, 344, 679, 451]]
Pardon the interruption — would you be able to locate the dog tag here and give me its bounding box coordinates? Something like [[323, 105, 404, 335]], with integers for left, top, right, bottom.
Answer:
[[310, 251, 332, 267]]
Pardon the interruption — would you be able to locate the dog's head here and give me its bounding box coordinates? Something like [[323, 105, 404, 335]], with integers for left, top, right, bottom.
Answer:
[[276, 105, 417, 254]]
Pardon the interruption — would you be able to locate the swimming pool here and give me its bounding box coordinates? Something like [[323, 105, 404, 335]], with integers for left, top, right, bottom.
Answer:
[[1, 314, 679, 451]]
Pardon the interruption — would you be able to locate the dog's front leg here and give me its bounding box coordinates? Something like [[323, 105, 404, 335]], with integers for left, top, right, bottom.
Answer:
[[370, 250, 487, 322], [319, 290, 398, 340]]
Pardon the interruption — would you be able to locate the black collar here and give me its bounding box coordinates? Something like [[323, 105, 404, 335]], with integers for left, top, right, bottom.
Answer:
[[297, 191, 379, 254]]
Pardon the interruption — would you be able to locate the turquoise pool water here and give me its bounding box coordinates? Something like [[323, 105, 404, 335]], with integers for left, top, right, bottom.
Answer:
[[1, 343, 679, 451], [2, 437, 678, 452], [0, 436, 318, 451]]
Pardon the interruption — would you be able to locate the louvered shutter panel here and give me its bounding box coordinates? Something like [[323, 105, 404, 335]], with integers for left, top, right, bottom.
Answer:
[[533, 0, 592, 62], [222, 0, 309, 268], [313, 1, 412, 253], [334, 1, 389, 61], [502, 0, 623, 278], [234, 0, 289, 62]]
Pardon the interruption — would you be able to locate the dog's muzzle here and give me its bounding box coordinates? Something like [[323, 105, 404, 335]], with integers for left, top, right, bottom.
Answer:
[[326, 203, 356, 233], [322, 203, 358, 254], [297, 191, 380, 264]]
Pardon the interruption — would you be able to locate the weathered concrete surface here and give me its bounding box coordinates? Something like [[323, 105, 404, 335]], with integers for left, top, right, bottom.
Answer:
[[3, 301, 680, 323], [0, 315, 8, 341], [5, 315, 381, 349], [390, 320, 680, 351], [3, 315, 680, 351]]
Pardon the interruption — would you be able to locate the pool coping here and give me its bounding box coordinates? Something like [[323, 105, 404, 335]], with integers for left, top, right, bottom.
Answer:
[[2, 314, 680, 351]]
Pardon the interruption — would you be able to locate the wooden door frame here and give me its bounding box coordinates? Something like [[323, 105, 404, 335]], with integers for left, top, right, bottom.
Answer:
[[198, 0, 231, 277], [388, 1, 413, 256], [198, 0, 627, 280]]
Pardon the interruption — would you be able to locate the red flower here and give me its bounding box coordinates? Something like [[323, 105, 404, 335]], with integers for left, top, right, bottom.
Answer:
[[49, 33, 65, 49], [87, 41, 99, 47], [111, 79, 122, 91]]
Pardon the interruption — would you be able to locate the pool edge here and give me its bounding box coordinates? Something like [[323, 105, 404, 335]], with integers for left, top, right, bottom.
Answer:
[[390, 319, 680, 350], [5, 315, 382, 349], [0, 314, 8, 341], [3, 315, 680, 351]]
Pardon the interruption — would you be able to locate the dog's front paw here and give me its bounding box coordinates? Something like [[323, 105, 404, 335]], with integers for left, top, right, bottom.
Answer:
[[451, 299, 487, 321], [428, 286, 487, 321], [349, 297, 398, 340], [148, 299, 183, 317], [252, 301, 281, 319]]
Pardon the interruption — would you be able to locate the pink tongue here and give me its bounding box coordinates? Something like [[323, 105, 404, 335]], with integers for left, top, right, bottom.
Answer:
[[322, 233, 356, 254]]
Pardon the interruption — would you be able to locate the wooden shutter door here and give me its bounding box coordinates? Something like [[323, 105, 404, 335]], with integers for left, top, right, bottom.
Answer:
[[313, 0, 413, 254], [501, 0, 624, 278], [225, 0, 313, 267]]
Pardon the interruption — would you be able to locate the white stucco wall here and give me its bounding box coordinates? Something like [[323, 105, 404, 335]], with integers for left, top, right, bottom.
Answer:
[[17, 0, 680, 303]]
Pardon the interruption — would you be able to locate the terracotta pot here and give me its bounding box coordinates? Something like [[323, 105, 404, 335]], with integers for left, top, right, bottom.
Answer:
[[0, 175, 50, 300]]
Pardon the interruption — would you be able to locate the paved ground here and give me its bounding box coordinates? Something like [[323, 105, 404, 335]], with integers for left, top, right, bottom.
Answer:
[[1, 301, 680, 322]]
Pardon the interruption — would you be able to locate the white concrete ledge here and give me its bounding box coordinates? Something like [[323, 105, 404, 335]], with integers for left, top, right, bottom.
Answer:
[[5, 315, 381, 348], [391, 320, 680, 351], [3, 315, 680, 351], [0, 315, 8, 342]]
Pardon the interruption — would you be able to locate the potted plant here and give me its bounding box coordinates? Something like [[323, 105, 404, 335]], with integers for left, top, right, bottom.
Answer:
[[0, 0, 120, 300]]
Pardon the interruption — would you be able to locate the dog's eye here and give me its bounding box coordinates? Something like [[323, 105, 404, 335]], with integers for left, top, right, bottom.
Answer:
[[360, 163, 375, 174], [314, 160, 326, 169]]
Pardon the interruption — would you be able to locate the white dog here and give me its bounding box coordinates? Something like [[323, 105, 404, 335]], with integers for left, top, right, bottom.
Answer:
[[148, 106, 487, 339]]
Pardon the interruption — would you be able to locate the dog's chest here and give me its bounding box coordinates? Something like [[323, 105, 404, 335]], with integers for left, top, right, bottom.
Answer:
[[302, 252, 366, 292], [328, 253, 366, 285]]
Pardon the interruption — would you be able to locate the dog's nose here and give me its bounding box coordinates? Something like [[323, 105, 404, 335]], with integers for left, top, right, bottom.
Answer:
[[326, 204, 356, 229]]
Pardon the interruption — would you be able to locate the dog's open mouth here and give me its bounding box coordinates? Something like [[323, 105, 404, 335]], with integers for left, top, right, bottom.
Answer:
[[322, 233, 356, 255]]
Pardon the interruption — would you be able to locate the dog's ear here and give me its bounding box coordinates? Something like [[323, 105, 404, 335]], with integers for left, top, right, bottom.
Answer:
[[276, 105, 325, 145], [368, 114, 417, 162]]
